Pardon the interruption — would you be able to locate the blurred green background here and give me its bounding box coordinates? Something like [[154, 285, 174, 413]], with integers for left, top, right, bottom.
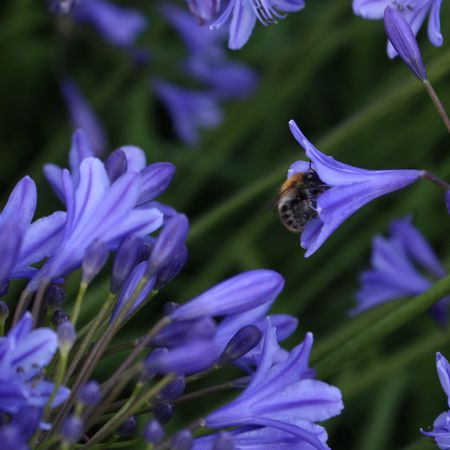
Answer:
[[2, 0, 450, 448]]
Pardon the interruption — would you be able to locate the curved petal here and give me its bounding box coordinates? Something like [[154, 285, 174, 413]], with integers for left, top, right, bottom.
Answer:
[[43, 164, 65, 204], [120, 146, 147, 172], [352, 0, 390, 19], [427, 0, 443, 46], [0, 381, 27, 413], [229, 0, 257, 50]]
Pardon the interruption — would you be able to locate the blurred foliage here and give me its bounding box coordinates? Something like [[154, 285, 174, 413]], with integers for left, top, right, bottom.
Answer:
[[1, 0, 450, 448]]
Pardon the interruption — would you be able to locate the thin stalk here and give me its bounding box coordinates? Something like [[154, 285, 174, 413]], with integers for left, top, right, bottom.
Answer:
[[423, 80, 450, 133], [31, 281, 49, 327], [420, 170, 450, 191], [12, 288, 32, 325], [71, 282, 88, 327], [82, 375, 175, 449]]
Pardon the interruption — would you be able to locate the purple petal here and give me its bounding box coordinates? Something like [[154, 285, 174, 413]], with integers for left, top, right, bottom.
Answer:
[[120, 146, 147, 172], [137, 162, 176, 205], [0, 222, 23, 285], [0, 381, 27, 413], [427, 0, 443, 46], [43, 164, 65, 203], [437, 352, 450, 404], [26, 380, 70, 409], [228, 0, 257, 50], [352, 0, 390, 19]]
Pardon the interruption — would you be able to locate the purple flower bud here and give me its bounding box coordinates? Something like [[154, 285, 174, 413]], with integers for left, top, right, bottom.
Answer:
[[44, 285, 66, 310], [171, 270, 284, 321], [213, 432, 235, 450], [152, 402, 173, 424], [218, 325, 262, 366], [61, 416, 84, 444], [117, 416, 136, 437], [111, 235, 143, 294], [151, 317, 216, 348], [384, 6, 427, 80], [0, 222, 23, 287], [78, 381, 102, 407], [145, 341, 220, 376], [171, 429, 193, 450], [53, 309, 70, 327], [158, 377, 186, 401], [139, 237, 155, 262], [186, 0, 220, 22], [82, 240, 109, 284], [155, 245, 188, 289], [11, 406, 42, 440], [137, 162, 176, 206], [144, 419, 165, 444], [57, 321, 76, 356], [146, 214, 189, 278], [0, 301, 9, 324], [446, 191, 450, 215], [0, 281, 9, 298], [105, 149, 128, 183]]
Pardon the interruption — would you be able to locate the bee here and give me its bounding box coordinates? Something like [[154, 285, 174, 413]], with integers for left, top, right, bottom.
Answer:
[[276, 169, 328, 233]]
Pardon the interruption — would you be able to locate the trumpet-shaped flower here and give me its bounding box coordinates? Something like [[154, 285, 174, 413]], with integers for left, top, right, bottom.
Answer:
[[210, 0, 306, 50], [421, 353, 450, 448], [0, 312, 69, 414], [205, 320, 343, 449], [352, 217, 448, 325], [287, 120, 421, 257], [353, 0, 443, 57], [29, 157, 163, 290]]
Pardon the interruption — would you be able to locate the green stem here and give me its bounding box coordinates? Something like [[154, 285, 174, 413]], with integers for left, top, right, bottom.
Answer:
[[82, 375, 175, 449], [423, 80, 450, 133], [315, 274, 450, 378], [71, 282, 88, 327]]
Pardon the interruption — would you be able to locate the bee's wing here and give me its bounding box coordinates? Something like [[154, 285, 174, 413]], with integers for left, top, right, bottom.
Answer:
[[266, 185, 296, 211]]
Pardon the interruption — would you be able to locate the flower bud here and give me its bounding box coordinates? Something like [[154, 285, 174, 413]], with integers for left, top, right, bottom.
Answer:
[[144, 419, 164, 444], [446, 191, 450, 215], [53, 309, 69, 327], [117, 416, 136, 437], [105, 149, 128, 182], [152, 402, 173, 424], [384, 6, 427, 80], [111, 235, 142, 294], [137, 162, 175, 205], [218, 325, 262, 366], [82, 240, 108, 285], [61, 416, 84, 444], [44, 285, 66, 310], [146, 214, 189, 278], [57, 321, 76, 357], [155, 245, 188, 289], [186, 0, 220, 22], [213, 432, 235, 450], [158, 377, 185, 401], [139, 236, 156, 262], [11, 405, 42, 440], [0, 280, 9, 298], [171, 429, 193, 450], [78, 381, 101, 408]]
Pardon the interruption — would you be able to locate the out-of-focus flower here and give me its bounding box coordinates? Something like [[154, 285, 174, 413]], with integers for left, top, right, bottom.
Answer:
[[421, 353, 450, 448], [352, 217, 448, 325], [204, 320, 343, 449], [186, 0, 221, 22], [48, 0, 80, 14], [384, 6, 428, 79], [61, 416, 84, 444], [0, 177, 66, 287], [210, 0, 305, 50], [287, 120, 421, 257], [0, 312, 70, 414], [353, 0, 443, 57], [73, 0, 148, 47], [145, 419, 165, 444], [153, 79, 223, 146], [60, 79, 107, 155]]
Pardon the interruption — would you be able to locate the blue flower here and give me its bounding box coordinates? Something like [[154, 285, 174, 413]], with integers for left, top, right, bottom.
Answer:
[[352, 217, 448, 325], [0, 312, 69, 415], [204, 320, 343, 449], [353, 0, 443, 57], [30, 156, 163, 289], [210, 0, 306, 50], [60, 79, 107, 154], [287, 120, 421, 257], [0, 177, 66, 287], [421, 353, 450, 448], [73, 0, 148, 47], [186, 0, 221, 22], [153, 79, 223, 145]]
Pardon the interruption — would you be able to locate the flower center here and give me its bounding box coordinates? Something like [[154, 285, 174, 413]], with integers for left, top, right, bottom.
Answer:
[[251, 0, 286, 26]]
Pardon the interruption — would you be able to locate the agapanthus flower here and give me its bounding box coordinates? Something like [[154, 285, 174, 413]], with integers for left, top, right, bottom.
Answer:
[[0, 176, 66, 287], [153, 79, 223, 145], [60, 79, 107, 154], [203, 320, 343, 449], [353, 0, 443, 57], [351, 217, 448, 325], [210, 0, 306, 50], [186, 0, 221, 22], [421, 353, 450, 448], [0, 312, 69, 415], [287, 120, 421, 257], [73, 0, 148, 47]]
